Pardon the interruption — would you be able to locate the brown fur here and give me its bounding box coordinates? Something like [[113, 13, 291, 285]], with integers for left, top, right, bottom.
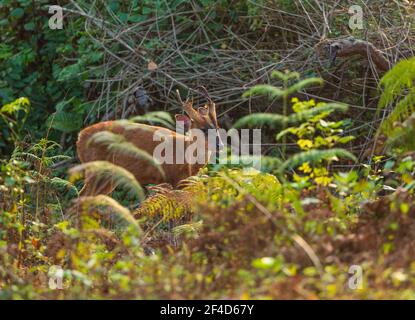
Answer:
[[77, 90, 220, 196], [77, 121, 209, 196]]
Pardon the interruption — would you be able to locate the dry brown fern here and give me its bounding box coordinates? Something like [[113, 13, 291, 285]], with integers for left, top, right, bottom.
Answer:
[[133, 182, 196, 221]]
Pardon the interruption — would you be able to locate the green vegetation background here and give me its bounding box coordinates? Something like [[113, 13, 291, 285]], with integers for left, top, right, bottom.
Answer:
[[1, 0, 415, 300]]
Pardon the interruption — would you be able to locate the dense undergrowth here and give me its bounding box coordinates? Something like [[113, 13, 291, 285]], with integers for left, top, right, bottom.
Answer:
[[1, 1, 415, 299], [2, 59, 415, 299]]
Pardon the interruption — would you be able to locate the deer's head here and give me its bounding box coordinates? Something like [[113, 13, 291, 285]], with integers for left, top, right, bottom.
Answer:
[[175, 87, 224, 153]]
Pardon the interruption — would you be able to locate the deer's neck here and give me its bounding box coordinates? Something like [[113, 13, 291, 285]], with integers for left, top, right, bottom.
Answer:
[[184, 133, 212, 176]]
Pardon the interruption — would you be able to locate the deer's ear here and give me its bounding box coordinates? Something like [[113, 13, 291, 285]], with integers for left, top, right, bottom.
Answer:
[[175, 114, 191, 133]]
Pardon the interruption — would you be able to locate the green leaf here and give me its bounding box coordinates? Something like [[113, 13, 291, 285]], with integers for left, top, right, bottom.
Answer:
[[108, 1, 120, 11], [337, 136, 355, 144], [49, 111, 83, 133], [252, 257, 275, 269], [55, 98, 75, 112], [128, 15, 146, 23], [23, 22, 35, 31], [57, 63, 81, 82], [117, 12, 128, 22], [11, 8, 24, 18], [0, 44, 12, 60]]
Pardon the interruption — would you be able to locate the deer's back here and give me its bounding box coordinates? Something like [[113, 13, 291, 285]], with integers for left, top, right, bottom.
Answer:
[[77, 121, 200, 187]]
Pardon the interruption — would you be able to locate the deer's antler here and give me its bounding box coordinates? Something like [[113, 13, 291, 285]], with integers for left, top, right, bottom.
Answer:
[[176, 89, 203, 122], [196, 86, 213, 105], [196, 86, 217, 123]]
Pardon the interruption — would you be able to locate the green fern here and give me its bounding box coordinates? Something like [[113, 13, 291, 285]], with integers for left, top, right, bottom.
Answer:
[[378, 57, 415, 134], [88, 130, 165, 179], [13, 139, 71, 168], [285, 78, 324, 96], [287, 103, 347, 124], [385, 112, 415, 152], [231, 70, 354, 181], [130, 111, 175, 130], [49, 177, 79, 196], [134, 189, 192, 221], [78, 195, 141, 231], [233, 103, 347, 129], [271, 70, 301, 82], [242, 77, 323, 101], [279, 149, 357, 173], [15, 152, 71, 167], [0, 97, 30, 153], [211, 155, 283, 174], [233, 113, 287, 129], [242, 84, 285, 100], [69, 160, 145, 200], [241, 71, 323, 157]]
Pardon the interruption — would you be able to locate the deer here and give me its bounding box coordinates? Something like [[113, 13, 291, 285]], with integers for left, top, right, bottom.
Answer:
[[76, 87, 224, 196]]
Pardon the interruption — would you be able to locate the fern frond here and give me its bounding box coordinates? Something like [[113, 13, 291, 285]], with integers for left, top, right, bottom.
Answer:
[[286, 78, 323, 95], [112, 119, 156, 132], [130, 111, 175, 129], [242, 78, 323, 102], [378, 57, 415, 134], [385, 113, 415, 152], [88, 130, 165, 179], [379, 57, 415, 109], [15, 152, 71, 167], [177, 175, 207, 191], [172, 220, 203, 236], [257, 156, 284, 173], [211, 155, 283, 174], [380, 88, 415, 134], [233, 113, 287, 129], [69, 161, 145, 200], [232, 103, 347, 129], [242, 85, 284, 100], [134, 187, 192, 221], [287, 103, 348, 123], [49, 177, 79, 196], [279, 149, 357, 172], [271, 70, 300, 81], [386, 128, 415, 152], [28, 139, 62, 152], [78, 195, 141, 230]]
